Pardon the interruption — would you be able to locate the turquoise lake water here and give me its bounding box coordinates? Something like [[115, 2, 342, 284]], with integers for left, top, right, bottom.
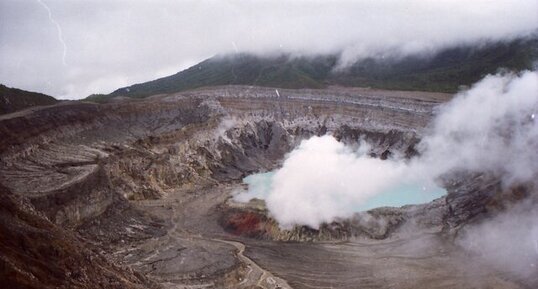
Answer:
[[238, 171, 446, 211]]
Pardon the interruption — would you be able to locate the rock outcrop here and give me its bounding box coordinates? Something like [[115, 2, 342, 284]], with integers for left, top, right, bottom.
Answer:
[[0, 185, 159, 289]]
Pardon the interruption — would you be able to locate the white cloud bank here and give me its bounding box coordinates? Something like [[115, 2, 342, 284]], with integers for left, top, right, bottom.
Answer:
[[244, 70, 538, 229], [1, 0, 537, 98]]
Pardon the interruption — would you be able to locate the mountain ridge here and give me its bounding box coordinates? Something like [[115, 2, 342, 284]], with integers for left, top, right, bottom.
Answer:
[[0, 84, 58, 115], [88, 37, 537, 102]]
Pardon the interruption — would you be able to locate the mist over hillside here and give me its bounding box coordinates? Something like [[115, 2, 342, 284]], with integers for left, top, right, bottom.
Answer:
[[2, 0, 537, 99], [93, 37, 537, 101]]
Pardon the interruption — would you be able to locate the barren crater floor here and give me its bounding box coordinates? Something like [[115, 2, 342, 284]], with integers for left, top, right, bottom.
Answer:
[[0, 86, 532, 288]]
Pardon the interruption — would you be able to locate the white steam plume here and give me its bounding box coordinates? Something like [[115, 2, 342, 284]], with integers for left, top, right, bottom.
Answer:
[[250, 70, 538, 229], [214, 116, 238, 144], [265, 136, 422, 229], [417, 70, 538, 186], [457, 199, 538, 281]]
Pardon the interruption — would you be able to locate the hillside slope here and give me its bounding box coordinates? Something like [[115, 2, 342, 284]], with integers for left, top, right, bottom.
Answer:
[[0, 84, 58, 115], [0, 185, 159, 289], [96, 37, 537, 101]]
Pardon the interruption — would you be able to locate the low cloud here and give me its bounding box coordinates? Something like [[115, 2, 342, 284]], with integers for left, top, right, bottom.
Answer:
[[1, 0, 537, 98]]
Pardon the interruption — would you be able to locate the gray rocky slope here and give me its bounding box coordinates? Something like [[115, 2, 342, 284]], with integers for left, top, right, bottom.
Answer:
[[0, 85, 535, 288]]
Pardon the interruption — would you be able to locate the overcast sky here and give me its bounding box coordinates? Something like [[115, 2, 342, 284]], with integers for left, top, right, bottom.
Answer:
[[1, 0, 537, 99]]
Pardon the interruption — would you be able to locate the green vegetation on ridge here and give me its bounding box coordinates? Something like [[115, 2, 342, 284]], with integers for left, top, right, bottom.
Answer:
[[90, 38, 537, 102], [0, 84, 58, 115]]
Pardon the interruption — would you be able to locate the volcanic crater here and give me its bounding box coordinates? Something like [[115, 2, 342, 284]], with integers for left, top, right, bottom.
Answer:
[[0, 85, 534, 289]]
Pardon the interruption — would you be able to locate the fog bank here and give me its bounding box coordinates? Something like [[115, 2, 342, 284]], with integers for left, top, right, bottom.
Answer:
[[1, 0, 537, 98]]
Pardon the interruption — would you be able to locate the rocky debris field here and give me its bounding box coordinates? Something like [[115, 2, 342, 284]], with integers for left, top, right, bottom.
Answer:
[[0, 86, 534, 288]]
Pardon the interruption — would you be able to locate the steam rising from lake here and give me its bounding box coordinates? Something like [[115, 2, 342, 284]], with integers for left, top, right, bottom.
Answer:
[[235, 70, 538, 229]]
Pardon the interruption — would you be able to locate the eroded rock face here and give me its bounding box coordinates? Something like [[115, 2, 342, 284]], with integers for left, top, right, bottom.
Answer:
[[0, 185, 159, 289], [0, 86, 531, 288]]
